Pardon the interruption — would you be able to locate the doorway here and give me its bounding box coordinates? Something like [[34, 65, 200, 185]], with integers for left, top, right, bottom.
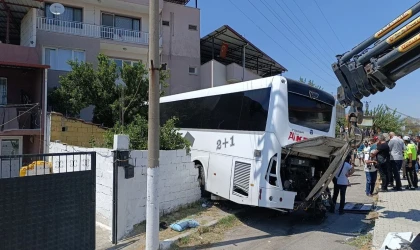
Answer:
[[0, 136, 22, 178]]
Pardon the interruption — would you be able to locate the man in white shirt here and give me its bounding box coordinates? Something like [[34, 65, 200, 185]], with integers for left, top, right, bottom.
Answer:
[[388, 132, 404, 191], [331, 154, 355, 215]]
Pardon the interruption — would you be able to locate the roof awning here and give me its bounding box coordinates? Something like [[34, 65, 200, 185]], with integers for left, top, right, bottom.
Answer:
[[201, 25, 287, 78], [0, 61, 49, 69], [163, 0, 190, 5]]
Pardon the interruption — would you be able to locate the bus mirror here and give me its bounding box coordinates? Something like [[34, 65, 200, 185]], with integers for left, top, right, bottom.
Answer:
[[254, 150, 262, 157]]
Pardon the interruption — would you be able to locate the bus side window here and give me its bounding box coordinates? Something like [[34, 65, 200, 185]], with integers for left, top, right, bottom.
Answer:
[[265, 154, 278, 186]]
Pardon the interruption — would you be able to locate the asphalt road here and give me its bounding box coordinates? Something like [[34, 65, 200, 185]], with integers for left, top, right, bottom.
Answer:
[[203, 167, 374, 250]]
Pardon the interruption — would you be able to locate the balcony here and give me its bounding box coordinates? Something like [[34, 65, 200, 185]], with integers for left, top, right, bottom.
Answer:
[[0, 104, 41, 133], [36, 17, 162, 46]]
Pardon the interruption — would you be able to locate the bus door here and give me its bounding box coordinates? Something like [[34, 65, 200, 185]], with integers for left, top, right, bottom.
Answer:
[[229, 157, 254, 205]]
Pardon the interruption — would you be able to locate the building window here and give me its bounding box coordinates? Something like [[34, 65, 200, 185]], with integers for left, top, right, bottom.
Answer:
[[44, 48, 86, 71], [0, 78, 7, 105], [110, 58, 141, 71], [102, 13, 140, 30], [188, 24, 197, 31], [189, 66, 198, 75], [162, 20, 170, 26], [45, 3, 83, 22]]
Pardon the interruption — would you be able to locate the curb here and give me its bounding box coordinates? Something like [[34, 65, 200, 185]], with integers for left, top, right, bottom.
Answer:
[[159, 209, 244, 250]]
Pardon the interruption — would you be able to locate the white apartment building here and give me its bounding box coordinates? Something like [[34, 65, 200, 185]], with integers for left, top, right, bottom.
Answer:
[[0, 0, 200, 121]]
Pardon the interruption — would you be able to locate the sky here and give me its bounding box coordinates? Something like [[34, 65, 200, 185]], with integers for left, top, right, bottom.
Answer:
[[186, 0, 420, 119]]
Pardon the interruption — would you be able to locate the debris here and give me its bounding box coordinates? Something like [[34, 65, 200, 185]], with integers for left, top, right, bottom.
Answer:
[[201, 200, 213, 208], [346, 237, 355, 242], [410, 233, 420, 250], [170, 219, 200, 232], [343, 202, 373, 214], [160, 222, 168, 230], [380, 232, 415, 250]]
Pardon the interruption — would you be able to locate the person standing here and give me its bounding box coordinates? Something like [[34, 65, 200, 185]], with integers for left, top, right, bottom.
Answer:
[[403, 136, 418, 190], [357, 142, 367, 166], [371, 134, 391, 192], [364, 141, 377, 196], [331, 154, 354, 215], [415, 135, 420, 173], [388, 132, 403, 191]]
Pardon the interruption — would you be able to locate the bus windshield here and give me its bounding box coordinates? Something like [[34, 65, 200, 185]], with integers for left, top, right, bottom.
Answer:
[[288, 92, 333, 132]]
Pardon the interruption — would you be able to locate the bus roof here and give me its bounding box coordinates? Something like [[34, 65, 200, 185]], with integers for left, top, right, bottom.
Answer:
[[161, 76, 282, 103], [160, 76, 335, 104]]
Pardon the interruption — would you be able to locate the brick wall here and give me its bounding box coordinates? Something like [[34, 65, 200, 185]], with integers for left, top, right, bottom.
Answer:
[[49, 112, 107, 147], [48, 140, 201, 241]]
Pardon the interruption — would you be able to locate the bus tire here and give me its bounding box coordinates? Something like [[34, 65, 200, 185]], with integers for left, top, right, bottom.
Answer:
[[196, 163, 210, 198]]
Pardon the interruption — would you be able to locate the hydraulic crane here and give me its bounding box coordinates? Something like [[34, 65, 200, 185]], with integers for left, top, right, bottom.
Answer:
[[333, 1, 420, 142]]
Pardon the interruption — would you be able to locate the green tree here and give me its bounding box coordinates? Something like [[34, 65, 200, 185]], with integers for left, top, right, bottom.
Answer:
[[299, 77, 324, 90], [335, 117, 347, 137], [103, 115, 190, 151], [402, 117, 420, 136], [49, 54, 189, 151], [48, 54, 169, 128], [370, 104, 404, 133]]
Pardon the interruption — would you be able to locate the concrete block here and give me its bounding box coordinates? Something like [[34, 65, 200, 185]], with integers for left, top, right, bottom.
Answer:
[[130, 150, 142, 160], [159, 156, 171, 165], [189, 168, 198, 177], [184, 176, 194, 184], [113, 134, 129, 150], [176, 149, 187, 157], [181, 156, 191, 163]]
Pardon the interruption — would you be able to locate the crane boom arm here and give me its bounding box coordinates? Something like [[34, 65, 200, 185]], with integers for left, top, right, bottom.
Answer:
[[333, 1, 420, 123]]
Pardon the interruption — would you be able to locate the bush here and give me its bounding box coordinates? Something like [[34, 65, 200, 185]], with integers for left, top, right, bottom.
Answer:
[[103, 115, 190, 151]]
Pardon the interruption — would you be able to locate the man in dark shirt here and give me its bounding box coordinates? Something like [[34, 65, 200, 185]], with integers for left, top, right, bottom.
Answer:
[[371, 134, 391, 191]]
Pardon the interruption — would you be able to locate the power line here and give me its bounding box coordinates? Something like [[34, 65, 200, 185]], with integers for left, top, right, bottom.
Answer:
[[313, 0, 346, 50], [277, 0, 334, 61], [291, 0, 336, 55], [227, 0, 337, 88], [261, 0, 334, 72], [245, 0, 337, 82]]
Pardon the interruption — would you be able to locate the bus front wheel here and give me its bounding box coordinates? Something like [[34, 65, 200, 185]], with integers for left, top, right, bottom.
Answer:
[[196, 163, 210, 198]]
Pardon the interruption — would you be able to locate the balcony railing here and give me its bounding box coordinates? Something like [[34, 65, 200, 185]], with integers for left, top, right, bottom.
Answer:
[[0, 104, 41, 132], [36, 17, 162, 46]]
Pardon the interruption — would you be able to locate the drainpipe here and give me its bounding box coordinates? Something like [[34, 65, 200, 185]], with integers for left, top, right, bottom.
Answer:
[[242, 43, 248, 81], [43, 68, 48, 154]]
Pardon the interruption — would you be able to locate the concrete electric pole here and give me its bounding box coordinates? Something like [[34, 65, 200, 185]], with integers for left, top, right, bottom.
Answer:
[[146, 0, 160, 249]]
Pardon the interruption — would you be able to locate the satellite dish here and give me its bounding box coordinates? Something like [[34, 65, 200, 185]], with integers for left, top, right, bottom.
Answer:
[[49, 3, 65, 15]]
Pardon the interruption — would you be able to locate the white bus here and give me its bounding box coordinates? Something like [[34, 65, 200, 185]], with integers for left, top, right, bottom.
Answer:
[[160, 76, 347, 212]]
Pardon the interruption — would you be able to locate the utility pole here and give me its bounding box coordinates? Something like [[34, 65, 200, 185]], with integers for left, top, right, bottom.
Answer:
[[146, 0, 160, 249], [365, 101, 371, 114]]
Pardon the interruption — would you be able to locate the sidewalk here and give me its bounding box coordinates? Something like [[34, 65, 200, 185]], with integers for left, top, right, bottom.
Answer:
[[372, 179, 420, 249]]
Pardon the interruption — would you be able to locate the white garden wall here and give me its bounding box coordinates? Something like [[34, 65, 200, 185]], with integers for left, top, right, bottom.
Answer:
[[117, 149, 201, 240], [49, 142, 114, 229], [49, 137, 201, 242]]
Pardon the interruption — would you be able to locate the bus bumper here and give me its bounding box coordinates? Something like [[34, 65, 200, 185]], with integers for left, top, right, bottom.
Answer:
[[258, 187, 296, 210]]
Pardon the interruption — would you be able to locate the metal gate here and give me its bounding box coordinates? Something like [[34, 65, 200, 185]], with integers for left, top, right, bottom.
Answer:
[[0, 152, 96, 250]]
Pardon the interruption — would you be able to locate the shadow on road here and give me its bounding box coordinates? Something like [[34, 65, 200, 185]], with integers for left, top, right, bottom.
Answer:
[[380, 209, 420, 222]]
